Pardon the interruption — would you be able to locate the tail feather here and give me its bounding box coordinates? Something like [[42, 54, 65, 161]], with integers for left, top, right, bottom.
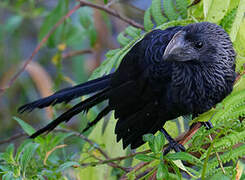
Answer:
[[81, 106, 111, 133], [18, 74, 112, 113], [30, 88, 110, 138], [28, 80, 135, 138]]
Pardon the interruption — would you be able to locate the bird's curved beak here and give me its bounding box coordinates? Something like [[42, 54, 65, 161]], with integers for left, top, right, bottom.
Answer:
[[162, 30, 190, 62]]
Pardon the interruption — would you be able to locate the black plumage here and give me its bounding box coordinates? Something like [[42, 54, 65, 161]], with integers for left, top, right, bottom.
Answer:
[[19, 22, 236, 150]]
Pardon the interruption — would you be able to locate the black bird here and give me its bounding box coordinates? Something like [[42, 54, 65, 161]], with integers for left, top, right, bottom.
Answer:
[[18, 22, 236, 152]]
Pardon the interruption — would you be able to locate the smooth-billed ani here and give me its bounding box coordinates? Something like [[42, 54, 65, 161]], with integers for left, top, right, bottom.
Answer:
[[19, 22, 236, 152]]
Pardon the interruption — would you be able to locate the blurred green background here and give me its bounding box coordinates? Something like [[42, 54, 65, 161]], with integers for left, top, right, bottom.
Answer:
[[0, 0, 151, 139]]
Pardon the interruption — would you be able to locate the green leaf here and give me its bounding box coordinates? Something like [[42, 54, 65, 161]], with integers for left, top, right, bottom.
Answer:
[[135, 154, 156, 162], [104, 0, 108, 4], [220, 7, 238, 33], [190, 108, 217, 125], [144, 7, 154, 31], [13, 116, 35, 135], [20, 142, 39, 173], [210, 172, 230, 180], [143, 134, 155, 152], [56, 161, 80, 172], [4, 15, 23, 34], [169, 160, 182, 179], [171, 159, 199, 178], [88, 26, 97, 47], [166, 152, 203, 166], [38, 0, 68, 47], [158, 19, 194, 30], [2, 172, 15, 180], [153, 133, 165, 153], [36, 175, 46, 180], [117, 32, 131, 47], [0, 165, 13, 172], [143, 134, 155, 142], [205, 0, 230, 23], [163, 0, 179, 21], [229, 0, 245, 41], [124, 26, 141, 38], [6, 144, 14, 156], [1, 144, 15, 164], [15, 140, 33, 162], [79, 8, 93, 29], [50, 132, 74, 147], [176, 0, 188, 19], [203, 0, 212, 18], [156, 161, 169, 180], [151, 0, 167, 25], [233, 74, 245, 92]]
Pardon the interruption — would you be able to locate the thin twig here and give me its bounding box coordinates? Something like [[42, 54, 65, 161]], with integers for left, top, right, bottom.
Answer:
[[77, 0, 144, 30], [0, 128, 129, 172], [62, 49, 93, 59], [78, 149, 151, 168], [0, 132, 27, 145], [57, 129, 130, 172], [0, 123, 214, 174], [0, 124, 200, 174], [133, 161, 151, 172], [0, 4, 81, 97], [208, 134, 226, 174], [0, 1, 144, 96], [43, 144, 67, 165], [235, 70, 245, 83], [179, 122, 202, 145], [105, 0, 118, 8], [90, 149, 151, 163]]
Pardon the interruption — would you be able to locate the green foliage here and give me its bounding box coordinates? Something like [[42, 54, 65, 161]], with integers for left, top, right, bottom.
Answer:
[[176, 0, 188, 19], [220, 7, 238, 33], [229, 0, 245, 42], [204, 0, 230, 23], [151, 0, 168, 26], [143, 0, 189, 32], [39, 0, 69, 48], [0, 121, 78, 179], [144, 7, 154, 31], [13, 117, 35, 136], [163, 0, 179, 21]]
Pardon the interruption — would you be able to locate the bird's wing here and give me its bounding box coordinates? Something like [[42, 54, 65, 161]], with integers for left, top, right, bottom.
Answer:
[[109, 27, 183, 149]]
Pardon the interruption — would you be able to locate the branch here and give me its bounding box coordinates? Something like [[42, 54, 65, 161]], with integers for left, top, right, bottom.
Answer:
[[105, 0, 118, 8], [0, 132, 27, 145], [0, 4, 81, 97], [178, 122, 202, 145], [0, 128, 129, 172], [235, 66, 245, 83], [52, 129, 131, 172], [77, 0, 144, 30], [62, 49, 93, 59], [0, 1, 144, 97], [79, 149, 151, 168]]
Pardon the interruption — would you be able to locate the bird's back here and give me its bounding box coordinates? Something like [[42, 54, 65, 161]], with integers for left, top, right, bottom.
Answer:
[[109, 27, 184, 148]]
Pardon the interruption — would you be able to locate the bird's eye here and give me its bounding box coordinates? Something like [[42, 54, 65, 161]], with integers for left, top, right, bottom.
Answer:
[[194, 41, 203, 49]]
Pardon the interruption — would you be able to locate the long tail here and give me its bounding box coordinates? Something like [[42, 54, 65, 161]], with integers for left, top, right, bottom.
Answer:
[[18, 74, 112, 113], [30, 88, 111, 138], [18, 74, 113, 138]]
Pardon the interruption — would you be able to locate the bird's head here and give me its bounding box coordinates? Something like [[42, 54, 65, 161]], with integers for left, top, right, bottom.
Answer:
[[163, 22, 236, 64]]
